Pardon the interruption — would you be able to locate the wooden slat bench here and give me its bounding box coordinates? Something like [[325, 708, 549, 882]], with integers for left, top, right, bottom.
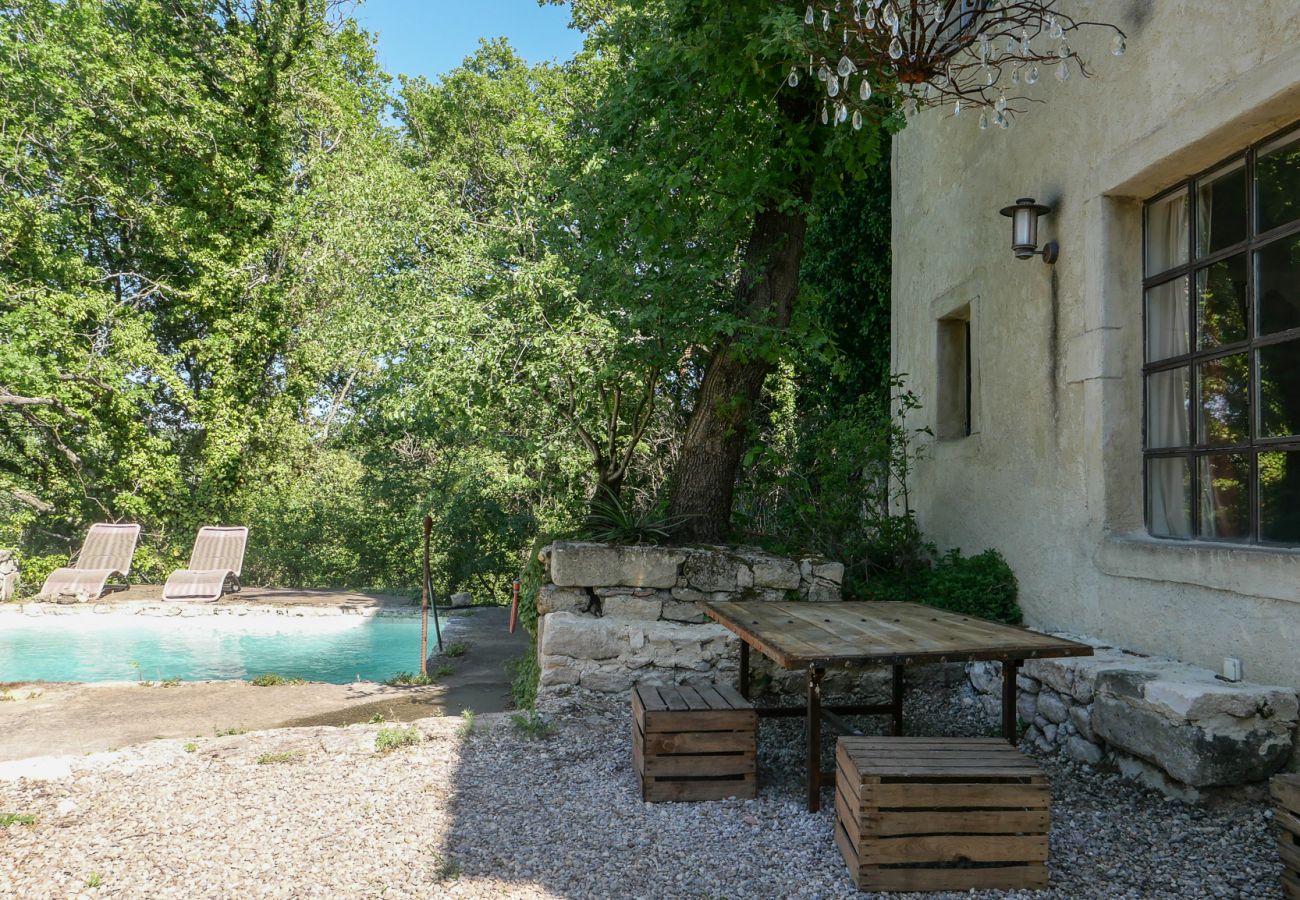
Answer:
[[632, 684, 757, 802], [835, 736, 1050, 893], [1275, 774, 1300, 899]]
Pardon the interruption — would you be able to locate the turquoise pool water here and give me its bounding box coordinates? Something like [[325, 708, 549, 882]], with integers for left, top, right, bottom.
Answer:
[[0, 615, 441, 684]]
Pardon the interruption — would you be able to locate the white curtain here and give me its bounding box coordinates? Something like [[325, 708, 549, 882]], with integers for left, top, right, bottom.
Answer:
[[1147, 195, 1192, 537]]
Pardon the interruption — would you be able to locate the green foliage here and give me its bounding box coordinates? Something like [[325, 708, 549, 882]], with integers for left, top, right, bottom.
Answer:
[[516, 534, 553, 638], [14, 553, 66, 599], [431, 852, 461, 883], [579, 489, 687, 546], [510, 710, 552, 740], [456, 708, 476, 738], [507, 647, 540, 711], [385, 671, 435, 687], [183, 742, 198, 753], [248, 673, 305, 687], [440, 642, 468, 659], [0, 813, 36, 827], [255, 751, 304, 765], [862, 543, 1022, 625], [374, 725, 421, 753]]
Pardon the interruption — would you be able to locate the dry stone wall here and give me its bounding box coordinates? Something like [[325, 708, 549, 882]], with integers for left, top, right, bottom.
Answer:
[[967, 639, 1299, 799], [536, 541, 844, 695]]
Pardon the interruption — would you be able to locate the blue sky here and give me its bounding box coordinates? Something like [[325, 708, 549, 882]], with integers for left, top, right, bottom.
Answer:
[[351, 0, 584, 83]]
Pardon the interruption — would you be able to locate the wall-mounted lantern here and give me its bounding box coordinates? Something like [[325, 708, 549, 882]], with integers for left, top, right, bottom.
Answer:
[[999, 197, 1058, 264]]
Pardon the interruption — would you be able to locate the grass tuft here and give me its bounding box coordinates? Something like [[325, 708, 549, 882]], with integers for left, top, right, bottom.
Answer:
[[441, 641, 469, 658], [183, 742, 198, 753], [375, 725, 421, 753], [249, 673, 305, 687], [510, 711, 552, 740], [431, 851, 460, 882], [0, 813, 36, 827], [85, 872, 103, 888], [255, 750, 303, 765], [457, 708, 476, 738]]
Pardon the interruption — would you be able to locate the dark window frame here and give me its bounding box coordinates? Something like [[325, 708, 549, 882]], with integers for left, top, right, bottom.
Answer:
[[1142, 120, 1300, 546]]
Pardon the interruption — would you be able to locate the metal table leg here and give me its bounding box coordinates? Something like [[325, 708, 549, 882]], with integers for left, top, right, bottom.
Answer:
[[739, 641, 750, 700], [807, 664, 824, 812], [1001, 658, 1022, 742], [891, 664, 905, 735]]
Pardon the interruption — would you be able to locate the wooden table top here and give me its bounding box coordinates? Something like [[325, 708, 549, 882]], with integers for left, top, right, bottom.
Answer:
[[702, 600, 1094, 669]]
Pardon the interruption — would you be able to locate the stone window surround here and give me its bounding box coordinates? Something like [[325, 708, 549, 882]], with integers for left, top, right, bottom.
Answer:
[[1069, 48, 1300, 602]]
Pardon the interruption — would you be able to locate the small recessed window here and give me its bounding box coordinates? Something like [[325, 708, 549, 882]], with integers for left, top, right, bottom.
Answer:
[[937, 308, 973, 439], [1142, 120, 1300, 545]]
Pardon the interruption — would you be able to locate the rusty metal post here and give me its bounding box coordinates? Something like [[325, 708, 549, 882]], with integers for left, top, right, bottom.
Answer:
[[807, 664, 824, 812], [891, 664, 905, 735], [1001, 658, 1022, 743], [420, 515, 431, 674], [739, 641, 751, 700]]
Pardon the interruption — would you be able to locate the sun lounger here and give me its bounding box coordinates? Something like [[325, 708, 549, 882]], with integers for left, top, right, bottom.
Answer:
[[162, 526, 249, 602], [37, 523, 141, 600]]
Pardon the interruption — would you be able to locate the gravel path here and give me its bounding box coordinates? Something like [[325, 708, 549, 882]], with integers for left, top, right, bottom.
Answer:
[[0, 685, 1286, 898]]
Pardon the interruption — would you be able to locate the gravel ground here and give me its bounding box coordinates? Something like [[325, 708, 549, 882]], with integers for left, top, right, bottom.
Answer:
[[0, 684, 1286, 899]]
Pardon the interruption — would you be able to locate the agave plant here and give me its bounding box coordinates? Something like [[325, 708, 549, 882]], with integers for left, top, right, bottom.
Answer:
[[580, 488, 691, 546]]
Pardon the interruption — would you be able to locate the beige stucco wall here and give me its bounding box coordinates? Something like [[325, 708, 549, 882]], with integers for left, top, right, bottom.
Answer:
[[891, 1, 1300, 688]]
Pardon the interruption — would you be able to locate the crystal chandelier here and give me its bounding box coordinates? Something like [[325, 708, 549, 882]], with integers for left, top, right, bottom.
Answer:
[[789, 0, 1126, 130]]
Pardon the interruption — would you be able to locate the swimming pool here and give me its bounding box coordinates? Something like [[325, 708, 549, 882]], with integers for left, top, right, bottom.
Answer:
[[0, 614, 445, 684]]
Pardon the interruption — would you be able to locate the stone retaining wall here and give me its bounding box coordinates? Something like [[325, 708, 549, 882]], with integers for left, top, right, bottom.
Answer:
[[536, 541, 844, 694], [968, 639, 1299, 799]]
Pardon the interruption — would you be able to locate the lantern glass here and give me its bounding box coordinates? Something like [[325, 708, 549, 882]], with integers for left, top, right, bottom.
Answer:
[[1013, 207, 1037, 254]]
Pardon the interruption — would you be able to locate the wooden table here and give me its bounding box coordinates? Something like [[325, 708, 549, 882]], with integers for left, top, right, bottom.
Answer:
[[702, 600, 1094, 811]]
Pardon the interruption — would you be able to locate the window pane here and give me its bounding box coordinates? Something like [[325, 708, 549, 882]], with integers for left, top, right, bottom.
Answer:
[[1257, 236, 1300, 336], [1260, 451, 1300, 542], [1257, 130, 1300, 235], [1259, 338, 1300, 438], [1148, 457, 1192, 538], [1146, 368, 1189, 448], [1195, 255, 1247, 349], [1196, 161, 1247, 256], [1145, 276, 1189, 360], [1197, 454, 1250, 540], [1197, 353, 1250, 446], [1145, 190, 1188, 276]]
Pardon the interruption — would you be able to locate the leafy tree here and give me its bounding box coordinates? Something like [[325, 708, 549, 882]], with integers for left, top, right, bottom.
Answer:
[[560, 0, 900, 541]]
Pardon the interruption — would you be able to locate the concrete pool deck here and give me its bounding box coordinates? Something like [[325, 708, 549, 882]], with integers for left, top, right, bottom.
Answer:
[[0, 604, 528, 769], [1, 583, 423, 617]]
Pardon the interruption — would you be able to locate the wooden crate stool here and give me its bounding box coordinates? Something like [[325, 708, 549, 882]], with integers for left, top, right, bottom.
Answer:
[[1275, 774, 1300, 899], [632, 684, 757, 802], [834, 736, 1050, 893]]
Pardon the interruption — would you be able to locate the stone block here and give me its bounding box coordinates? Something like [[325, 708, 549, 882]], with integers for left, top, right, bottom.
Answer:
[[536, 584, 589, 616], [811, 561, 845, 584], [750, 557, 801, 590], [538, 612, 626, 660], [681, 551, 742, 592], [1067, 735, 1104, 766], [1017, 675, 1040, 693], [1036, 689, 1070, 724], [967, 661, 999, 694], [805, 579, 841, 602], [1091, 694, 1294, 787], [660, 600, 706, 624], [538, 659, 581, 686], [1069, 704, 1095, 742], [602, 596, 663, 621], [736, 565, 754, 589], [549, 541, 685, 588], [1016, 692, 1038, 724], [670, 586, 708, 604]]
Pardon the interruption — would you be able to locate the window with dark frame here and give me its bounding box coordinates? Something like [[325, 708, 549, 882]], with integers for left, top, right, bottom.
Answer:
[[1143, 121, 1300, 545]]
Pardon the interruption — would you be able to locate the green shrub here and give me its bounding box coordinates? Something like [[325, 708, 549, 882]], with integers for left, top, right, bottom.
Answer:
[[0, 813, 36, 827], [507, 647, 539, 710], [375, 725, 421, 753], [859, 537, 1021, 625], [510, 710, 552, 740], [385, 671, 434, 686], [15, 553, 67, 599], [924, 549, 1021, 624], [255, 750, 303, 765]]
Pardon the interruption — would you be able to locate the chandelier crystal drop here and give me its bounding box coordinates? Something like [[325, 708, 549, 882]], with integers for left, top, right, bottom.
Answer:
[[789, 0, 1127, 131]]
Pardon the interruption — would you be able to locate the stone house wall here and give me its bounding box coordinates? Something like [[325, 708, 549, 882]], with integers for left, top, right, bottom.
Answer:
[[891, 2, 1300, 689], [535, 541, 844, 695]]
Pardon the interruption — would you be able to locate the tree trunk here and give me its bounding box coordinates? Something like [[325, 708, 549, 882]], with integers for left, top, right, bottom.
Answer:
[[668, 200, 810, 542]]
